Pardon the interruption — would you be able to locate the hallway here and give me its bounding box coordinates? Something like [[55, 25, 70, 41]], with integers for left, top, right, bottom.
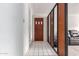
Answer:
[[26, 41, 57, 56]]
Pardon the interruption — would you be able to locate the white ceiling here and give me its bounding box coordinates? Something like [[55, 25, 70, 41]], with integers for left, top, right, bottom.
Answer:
[[31, 3, 79, 17], [68, 3, 79, 14], [31, 3, 55, 17]]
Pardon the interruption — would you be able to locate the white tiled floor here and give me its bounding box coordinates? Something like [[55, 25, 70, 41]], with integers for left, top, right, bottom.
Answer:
[[26, 41, 57, 56], [68, 46, 79, 56]]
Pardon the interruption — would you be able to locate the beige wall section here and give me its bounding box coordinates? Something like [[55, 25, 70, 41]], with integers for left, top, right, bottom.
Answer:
[[43, 17, 47, 41], [32, 17, 34, 41]]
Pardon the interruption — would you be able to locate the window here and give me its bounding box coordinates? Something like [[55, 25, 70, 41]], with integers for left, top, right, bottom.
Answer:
[[41, 21, 42, 24], [35, 21, 37, 24], [38, 21, 40, 24]]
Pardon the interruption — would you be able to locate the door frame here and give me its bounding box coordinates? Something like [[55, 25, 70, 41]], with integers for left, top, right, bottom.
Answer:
[[57, 3, 68, 56], [65, 3, 68, 56], [47, 16, 49, 43]]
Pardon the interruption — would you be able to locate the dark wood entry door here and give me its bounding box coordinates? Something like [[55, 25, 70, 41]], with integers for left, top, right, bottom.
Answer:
[[34, 18, 43, 41]]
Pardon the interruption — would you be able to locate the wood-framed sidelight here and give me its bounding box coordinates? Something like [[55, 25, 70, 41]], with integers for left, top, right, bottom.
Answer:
[[47, 3, 68, 56]]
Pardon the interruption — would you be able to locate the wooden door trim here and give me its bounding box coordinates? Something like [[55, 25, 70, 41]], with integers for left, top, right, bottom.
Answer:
[[57, 3, 68, 56], [64, 3, 68, 56]]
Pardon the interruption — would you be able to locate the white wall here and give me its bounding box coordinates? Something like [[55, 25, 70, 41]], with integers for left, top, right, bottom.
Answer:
[[0, 3, 24, 56], [54, 6, 57, 40], [23, 3, 30, 55], [68, 4, 79, 31], [29, 4, 33, 45], [68, 14, 79, 30]]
